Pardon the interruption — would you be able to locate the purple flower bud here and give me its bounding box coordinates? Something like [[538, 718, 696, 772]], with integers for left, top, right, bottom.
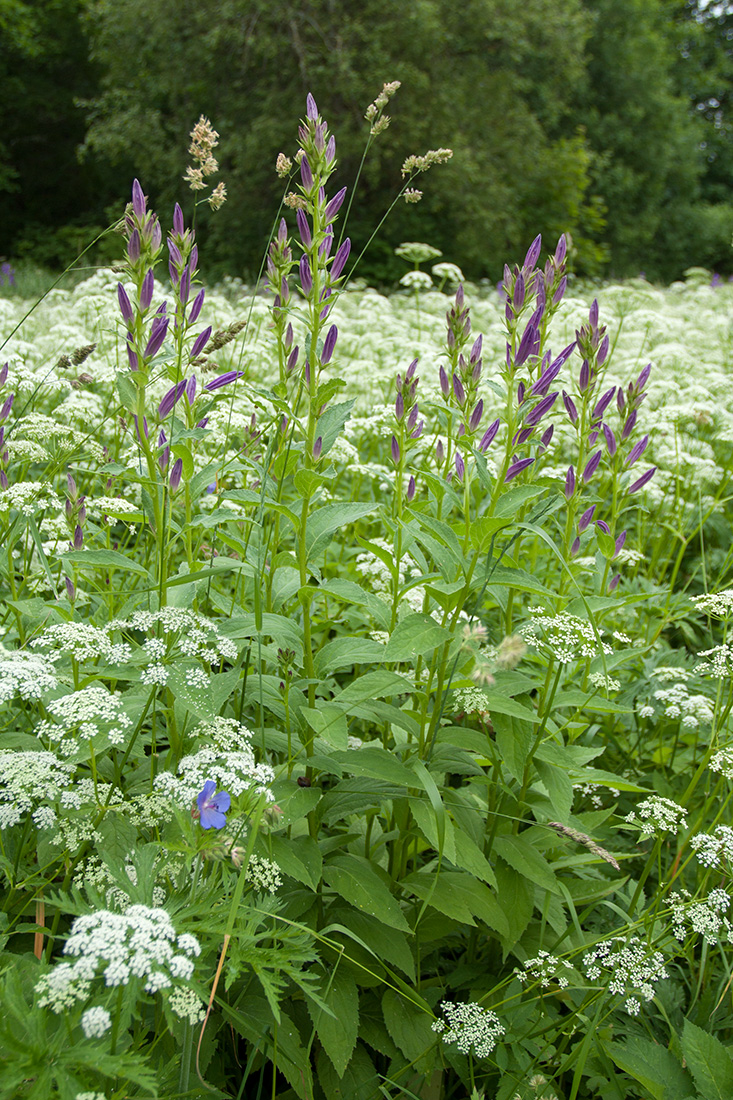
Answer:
[[515, 322, 538, 367], [300, 156, 313, 191], [478, 419, 499, 452], [552, 275, 567, 306], [126, 341, 139, 372], [455, 283, 465, 310], [539, 424, 554, 450], [322, 324, 338, 364], [65, 576, 76, 601], [597, 334, 610, 366], [168, 240, 183, 270], [331, 238, 351, 280], [578, 505, 596, 532], [324, 187, 347, 224], [525, 391, 558, 427], [517, 381, 526, 405], [455, 451, 465, 481], [296, 208, 312, 249], [186, 374, 197, 405], [117, 283, 134, 324], [391, 435, 400, 464], [0, 394, 14, 421], [299, 254, 313, 296], [571, 536, 580, 556], [469, 399, 483, 432], [189, 287, 205, 324], [624, 434, 649, 468], [603, 423, 617, 456], [614, 530, 627, 557], [583, 449, 602, 483], [523, 233, 542, 271], [319, 230, 333, 261], [562, 390, 578, 424], [579, 359, 590, 393], [514, 426, 535, 445], [313, 436, 322, 460], [470, 335, 483, 364], [326, 135, 336, 163], [140, 268, 154, 311], [133, 415, 149, 441], [621, 410, 637, 441], [596, 520, 610, 535], [306, 93, 318, 120], [127, 230, 141, 263], [132, 179, 146, 218], [67, 472, 77, 501], [436, 439, 444, 464], [170, 458, 183, 492], [555, 234, 567, 265], [452, 373, 466, 406], [635, 363, 652, 392], [588, 430, 599, 446], [564, 466, 576, 500], [190, 326, 212, 360], [205, 369, 246, 392], [144, 317, 169, 359], [513, 272, 525, 310], [406, 403, 419, 432], [173, 202, 184, 236], [158, 379, 187, 419], [395, 392, 404, 420], [505, 456, 534, 482], [609, 572, 621, 591], [592, 387, 616, 420], [403, 475, 415, 503], [0, 363, 7, 389], [179, 266, 190, 305], [287, 345, 299, 373], [589, 299, 599, 328]]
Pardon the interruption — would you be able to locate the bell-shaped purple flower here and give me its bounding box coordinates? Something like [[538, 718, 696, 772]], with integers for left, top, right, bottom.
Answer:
[[287, 346, 299, 373], [578, 505, 596, 532], [324, 187, 347, 224], [322, 324, 338, 364], [513, 272, 525, 311], [583, 449, 602, 483], [468, 399, 483, 432], [158, 379, 187, 419], [131, 178, 146, 218], [625, 434, 649, 467], [306, 93, 319, 120], [596, 520, 611, 535], [564, 465, 576, 499], [117, 283, 134, 325], [515, 322, 538, 367], [452, 373, 466, 407], [169, 457, 183, 492], [300, 156, 313, 191], [592, 387, 616, 420], [186, 374, 197, 405], [391, 435, 400, 464], [331, 238, 350, 280], [190, 326, 212, 360], [579, 359, 591, 393], [299, 254, 313, 296], [552, 275, 567, 306], [140, 269, 154, 311], [628, 466, 656, 493], [479, 419, 500, 452], [313, 436, 322, 460], [523, 233, 542, 271], [562, 390, 578, 424], [571, 536, 580, 556], [455, 451, 465, 481], [505, 456, 534, 482], [597, 334, 610, 366], [614, 530, 627, 556], [296, 208, 312, 250], [603, 423, 617, 456], [621, 410, 638, 441], [525, 391, 558, 427]]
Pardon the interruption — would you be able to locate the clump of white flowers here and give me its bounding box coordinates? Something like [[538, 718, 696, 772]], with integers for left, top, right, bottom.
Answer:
[[246, 855, 283, 894], [588, 671, 620, 692], [37, 684, 133, 754], [640, 673, 715, 728], [0, 750, 76, 829], [454, 686, 492, 719], [690, 824, 733, 868], [35, 905, 201, 1013], [167, 985, 206, 1024], [431, 1001, 505, 1059], [514, 951, 573, 989], [0, 645, 58, 702], [154, 716, 274, 808], [670, 888, 732, 945], [695, 642, 733, 679], [520, 608, 612, 664], [690, 588, 733, 619], [31, 622, 132, 666], [710, 747, 733, 779], [0, 480, 62, 516], [624, 795, 687, 838], [108, 607, 238, 687], [583, 936, 668, 1015]]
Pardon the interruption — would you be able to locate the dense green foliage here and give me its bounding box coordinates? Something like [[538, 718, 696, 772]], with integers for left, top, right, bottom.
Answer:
[[2, 0, 733, 281]]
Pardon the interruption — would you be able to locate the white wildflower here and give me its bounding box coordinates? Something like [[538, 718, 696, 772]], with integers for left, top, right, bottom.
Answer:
[[690, 825, 733, 868], [624, 795, 687, 838], [514, 950, 573, 989], [583, 936, 667, 1013], [80, 1006, 112, 1038], [431, 1001, 505, 1059]]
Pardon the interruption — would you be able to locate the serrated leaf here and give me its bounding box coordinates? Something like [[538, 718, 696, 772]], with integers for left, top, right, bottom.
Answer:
[[681, 1020, 733, 1099], [268, 835, 322, 890], [493, 834, 560, 894], [324, 854, 411, 932], [63, 548, 151, 577], [495, 861, 534, 947], [332, 670, 413, 707], [403, 871, 508, 936], [534, 757, 573, 822], [326, 746, 419, 788], [303, 705, 348, 749], [317, 400, 355, 454], [308, 970, 359, 1078], [306, 502, 376, 562], [603, 1038, 692, 1100], [314, 636, 386, 677], [384, 613, 453, 662], [317, 1043, 379, 1100], [492, 710, 534, 782], [382, 988, 436, 1068]]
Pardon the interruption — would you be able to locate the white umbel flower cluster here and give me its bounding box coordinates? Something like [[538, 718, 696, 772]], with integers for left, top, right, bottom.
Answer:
[[246, 855, 282, 895], [31, 622, 132, 666], [0, 750, 76, 829], [690, 824, 733, 868], [583, 936, 668, 1015], [670, 888, 733, 945], [37, 684, 133, 753], [0, 645, 58, 702], [431, 1001, 505, 1059], [690, 588, 733, 619], [520, 607, 612, 664], [624, 795, 687, 838], [514, 950, 573, 989], [695, 642, 733, 679], [35, 906, 201, 1013]]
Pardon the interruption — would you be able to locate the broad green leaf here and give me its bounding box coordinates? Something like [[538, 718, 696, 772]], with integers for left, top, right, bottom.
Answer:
[[448, 826, 498, 888], [484, 564, 556, 600], [492, 711, 534, 782], [267, 835, 322, 891], [324, 854, 411, 932], [494, 484, 546, 516], [306, 502, 376, 562], [603, 1038, 692, 1100], [326, 746, 420, 788], [316, 578, 391, 629], [303, 705, 348, 749], [382, 988, 436, 1069], [116, 371, 138, 412], [469, 515, 512, 551], [167, 665, 215, 719], [314, 636, 386, 677], [554, 689, 631, 714], [384, 613, 453, 662], [493, 834, 560, 894], [316, 399, 355, 454], [324, 909, 416, 980], [272, 782, 321, 825], [681, 1020, 733, 1099], [317, 1043, 379, 1100], [63, 548, 151, 577], [495, 861, 534, 947], [98, 811, 138, 864], [534, 757, 573, 822], [481, 690, 539, 723], [403, 871, 508, 936], [332, 670, 414, 707], [308, 970, 359, 1078], [410, 797, 456, 862]]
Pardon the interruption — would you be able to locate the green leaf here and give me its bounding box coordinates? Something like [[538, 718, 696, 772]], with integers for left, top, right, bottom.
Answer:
[[494, 485, 546, 516], [116, 371, 138, 413], [316, 400, 355, 454], [469, 515, 512, 551], [410, 797, 456, 862], [315, 578, 391, 630], [493, 834, 560, 894], [98, 812, 138, 864], [603, 1038, 693, 1100], [448, 826, 498, 888], [308, 970, 359, 1078], [332, 670, 414, 708], [681, 1020, 733, 1099], [534, 757, 574, 822], [384, 613, 453, 662], [382, 988, 436, 1069], [63, 548, 151, 577], [325, 908, 416, 980], [484, 564, 556, 600], [267, 835, 322, 890], [495, 861, 534, 948], [317, 1043, 379, 1100], [303, 705, 348, 749], [170, 441, 194, 480], [492, 711, 534, 782], [166, 665, 215, 718], [481, 690, 539, 723], [403, 871, 508, 936], [324, 854, 411, 932], [326, 746, 420, 788], [306, 502, 376, 562], [314, 636, 386, 677]]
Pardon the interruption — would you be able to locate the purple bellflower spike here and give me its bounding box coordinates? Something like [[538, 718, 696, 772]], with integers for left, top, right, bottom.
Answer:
[[331, 238, 350, 280], [190, 288, 205, 324], [523, 233, 542, 271], [300, 156, 313, 191], [525, 391, 558, 427], [407, 476, 416, 502], [562, 390, 578, 424], [140, 269, 154, 311], [625, 434, 649, 467], [326, 134, 336, 163], [205, 370, 246, 392], [479, 419, 500, 452], [117, 284, 134, 325], [579, 359, 591, 393], [299, 254, 313, 296], [552, 275, 567, 306], [127, 229, 141, 263], [190, 326, 212, 360], [470, 334, 483, 363], [583, 449, 602, 483], [603, 423, 617, 456], [596, 520, 611, 535], [564, 465, 575, 499], [169, 458, 183, 492], [629, 466, 656, 493], [468, 399, 483, 432], [589, 299, 599, 328], [391, 436, 400, 464], [621, 410, 638, 441], [505, 457, 534, 482], [406, 358, 418, 380], [614, 530, 627, 556], [455, 451, 465, 481], [578, 505, 596, 532], [131, 179, 146, 218], [324, 187, 347, 224], [322, 324, 338, 364], [571, 536, 580, 556], [306, 93, 318, 119], [197, 780, 231, 830], [555, 234, 567, 265], [635, 363, 652, 392], [296, 208, 312, 249], [158, 380, 187, 419]]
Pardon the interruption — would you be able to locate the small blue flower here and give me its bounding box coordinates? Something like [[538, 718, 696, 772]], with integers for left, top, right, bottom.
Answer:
[[197, 780, 231, 830]]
